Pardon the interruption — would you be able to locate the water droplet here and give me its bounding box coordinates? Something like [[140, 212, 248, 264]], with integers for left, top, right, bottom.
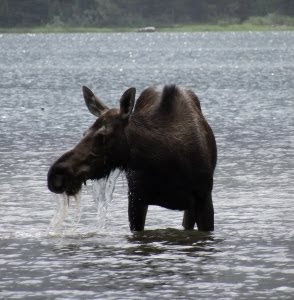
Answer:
[[92, 169, 121, 231]]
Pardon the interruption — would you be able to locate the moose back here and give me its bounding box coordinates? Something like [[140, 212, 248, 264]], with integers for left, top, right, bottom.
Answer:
[[47, 85, 217, 231]]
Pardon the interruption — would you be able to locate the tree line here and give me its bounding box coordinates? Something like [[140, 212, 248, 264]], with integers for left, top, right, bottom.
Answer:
[[0, 0, 294, 28]]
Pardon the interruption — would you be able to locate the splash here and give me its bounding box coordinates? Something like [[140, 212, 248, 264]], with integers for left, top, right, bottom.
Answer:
[[92, 169, 121, 230], [47, 169, 120, 235], [47, 192, 81, 235]]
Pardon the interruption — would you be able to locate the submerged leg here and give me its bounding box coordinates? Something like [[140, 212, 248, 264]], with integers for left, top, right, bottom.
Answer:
[[126, 170, 148, 231], [195, 192, 214, 231], [127, 171, 148, 231], [128, 197, 148, 231], [182, 208, 196, 230]]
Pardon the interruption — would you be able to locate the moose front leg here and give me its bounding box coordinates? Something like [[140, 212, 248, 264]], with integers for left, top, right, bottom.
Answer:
[[126, 170, 148, 231], [128, 194, 148, 231]]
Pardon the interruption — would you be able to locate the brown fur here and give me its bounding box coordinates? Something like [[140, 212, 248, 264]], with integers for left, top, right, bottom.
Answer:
[[47, 85, 217, 231]]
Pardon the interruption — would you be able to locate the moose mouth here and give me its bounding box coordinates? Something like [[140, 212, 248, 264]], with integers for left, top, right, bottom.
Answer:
[[47, 159, 111, 196], [47, 170, 86, 196], [64, 180, 84, 196]]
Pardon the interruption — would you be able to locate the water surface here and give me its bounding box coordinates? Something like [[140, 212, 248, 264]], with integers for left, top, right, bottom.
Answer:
[[0, 32, 293, 299]]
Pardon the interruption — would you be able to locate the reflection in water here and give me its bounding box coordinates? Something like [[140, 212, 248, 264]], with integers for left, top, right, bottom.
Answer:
[[130, 228, 216, 246], [127, 229, 219, 257], [0, 32, 294, 299], [44, 228, 220, 298]]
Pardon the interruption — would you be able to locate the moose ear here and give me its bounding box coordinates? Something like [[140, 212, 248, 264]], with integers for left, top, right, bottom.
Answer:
[[120, 87, 136, 119], [82, 86, 109, 117]]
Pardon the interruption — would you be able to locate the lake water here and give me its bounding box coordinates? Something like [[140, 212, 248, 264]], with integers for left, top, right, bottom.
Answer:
[[0, 32, 293, 299]]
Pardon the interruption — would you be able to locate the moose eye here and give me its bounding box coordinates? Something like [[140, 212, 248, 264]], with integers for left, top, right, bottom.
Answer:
[[96, 125, 106, 135], [92, 126, 107, 150], [91, 133, 105, 152]]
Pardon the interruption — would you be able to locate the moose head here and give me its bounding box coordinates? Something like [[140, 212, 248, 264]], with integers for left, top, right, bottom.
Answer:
[[47, 86, 136, 196]]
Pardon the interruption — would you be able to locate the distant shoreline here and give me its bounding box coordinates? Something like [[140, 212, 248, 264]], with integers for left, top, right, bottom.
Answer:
[[1, 23, 294, 33]]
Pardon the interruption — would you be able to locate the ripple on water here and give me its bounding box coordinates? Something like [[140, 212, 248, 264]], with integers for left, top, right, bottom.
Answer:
[[0, 32, 294, 300]]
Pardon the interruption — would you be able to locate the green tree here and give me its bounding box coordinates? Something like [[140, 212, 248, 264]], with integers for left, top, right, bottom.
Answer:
[[0, 0, 292, 28]]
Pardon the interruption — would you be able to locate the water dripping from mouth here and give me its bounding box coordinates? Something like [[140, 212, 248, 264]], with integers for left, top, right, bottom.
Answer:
[[92, 169, 121, 231], [47, 192, 81, 236], [47, 170, 120, 235]]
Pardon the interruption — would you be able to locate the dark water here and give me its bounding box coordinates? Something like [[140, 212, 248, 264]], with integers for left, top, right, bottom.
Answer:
[[0, 32, 293, 299]]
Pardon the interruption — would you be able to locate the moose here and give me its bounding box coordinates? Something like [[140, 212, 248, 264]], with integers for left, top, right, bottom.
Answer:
[[47, 85, 217, 231]]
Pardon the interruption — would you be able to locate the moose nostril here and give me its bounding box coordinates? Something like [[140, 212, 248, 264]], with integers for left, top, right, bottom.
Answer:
[[48, 171, 66, 193], [53, 174, 64, 189]]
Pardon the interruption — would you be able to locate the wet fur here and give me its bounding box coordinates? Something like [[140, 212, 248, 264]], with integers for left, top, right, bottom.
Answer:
[[48, 85, 217, 232], [125, 85, 216, 230]]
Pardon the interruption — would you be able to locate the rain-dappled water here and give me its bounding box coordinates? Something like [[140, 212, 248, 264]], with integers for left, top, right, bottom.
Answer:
[[0, 32, 294, 299]]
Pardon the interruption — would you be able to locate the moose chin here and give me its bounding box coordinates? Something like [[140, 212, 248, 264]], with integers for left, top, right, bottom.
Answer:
[[47, 84, 217, 232]]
